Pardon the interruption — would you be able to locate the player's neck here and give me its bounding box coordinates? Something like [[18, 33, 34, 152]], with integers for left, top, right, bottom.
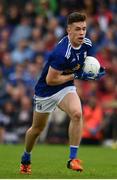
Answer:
[[68, 36, 81, 50]]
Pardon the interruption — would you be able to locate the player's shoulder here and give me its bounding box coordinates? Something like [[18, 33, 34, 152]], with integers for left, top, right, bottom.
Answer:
[[83, 37, 92, 47], [52, 36, 70, 58]]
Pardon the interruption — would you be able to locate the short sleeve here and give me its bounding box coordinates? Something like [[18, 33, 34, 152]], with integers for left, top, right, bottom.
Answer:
[[87, 44, 96, 56], [49, 51, 66, 71]]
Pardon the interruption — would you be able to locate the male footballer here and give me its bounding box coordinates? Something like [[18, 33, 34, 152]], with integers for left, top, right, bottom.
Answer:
[[20, 12, 105, 174]]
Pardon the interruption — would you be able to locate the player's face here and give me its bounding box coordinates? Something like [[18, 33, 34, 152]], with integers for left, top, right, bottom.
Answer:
[[67, 21, 87, 47]]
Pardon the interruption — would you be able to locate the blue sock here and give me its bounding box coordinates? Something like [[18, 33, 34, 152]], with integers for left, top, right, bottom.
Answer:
[[69, 145, 79, 159], [21, 151, 31, 164]]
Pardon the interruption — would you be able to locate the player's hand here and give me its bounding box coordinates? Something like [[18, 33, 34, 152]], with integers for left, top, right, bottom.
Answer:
[[74, 69, 95, 80], [74, 67, 106, 81], [95, 67, 106, 80]]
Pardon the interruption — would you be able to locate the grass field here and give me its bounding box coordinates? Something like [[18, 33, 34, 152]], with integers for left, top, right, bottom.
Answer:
[[0, 144, 117, 179]]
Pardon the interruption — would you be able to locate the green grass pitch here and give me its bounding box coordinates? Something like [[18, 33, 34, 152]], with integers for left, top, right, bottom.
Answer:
[[0, 144, 117, 179]]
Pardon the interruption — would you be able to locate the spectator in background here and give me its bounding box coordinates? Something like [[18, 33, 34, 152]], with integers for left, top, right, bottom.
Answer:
[[82, 0, 98, 16], [57, 7, 69, 28], [110, 107, 117, 149], [0, 118, 5, 143], [47, 17, 65, 40], [8, 64, 25, 86], [0, 41, 9, 62], [103, 27, 117, 53], [1, 101, 18, 144], [1, 52, 15, 80], [82, 95, 103, 145], [102, 102, 117, 148], [0, 3, 4, 15], [7, 85, 26, 108], [24, 62, 39, 96], [6, 4, 21, 27], [24, 1, 37, 24], [0, 68, 9, 107], [111, 56, 117, 79], [15, 96, 32, 143], [34, 0, 54, 19], [94, 3, 113, 32], [34, 54, 45, 76], [0, 15, 8, 31], [58, 0, 81, 12], [0, 29, 10, 44], [108, 0, 117, 15], [30, 27, 43, 44], [96, 47, 112, 69], [10, 15, 32, 47], [87, 22, 105, 54], [11, 39, 35, 64], [98, 74, 116, 113], [44, 31, 57, 51], [46, 107, 69, 144]]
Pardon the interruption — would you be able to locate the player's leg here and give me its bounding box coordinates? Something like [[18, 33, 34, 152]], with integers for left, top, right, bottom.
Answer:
[[25, 111, 49, 152], [20, 111, 49, 174], [58, 92, 83, 171]]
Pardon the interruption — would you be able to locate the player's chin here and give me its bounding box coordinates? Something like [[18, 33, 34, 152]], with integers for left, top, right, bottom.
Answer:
[[78, 38, 84, 44]]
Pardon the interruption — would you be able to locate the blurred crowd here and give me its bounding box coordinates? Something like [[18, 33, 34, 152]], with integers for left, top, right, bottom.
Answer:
[[0, 0, 117, 147]]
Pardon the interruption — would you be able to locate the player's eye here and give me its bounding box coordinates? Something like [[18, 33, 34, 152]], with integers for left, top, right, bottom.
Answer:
[[75, 28, 81, 31], [75, 27, 86, 31], [83, 28, 86, 31]]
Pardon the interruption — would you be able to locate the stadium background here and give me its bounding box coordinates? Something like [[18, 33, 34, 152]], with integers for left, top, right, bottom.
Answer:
[[0, 0, 117, 147]]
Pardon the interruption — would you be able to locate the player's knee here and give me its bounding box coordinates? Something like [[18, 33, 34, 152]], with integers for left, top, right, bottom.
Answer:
[[31, 126, 43, 136], [72, 110, 82, 122]]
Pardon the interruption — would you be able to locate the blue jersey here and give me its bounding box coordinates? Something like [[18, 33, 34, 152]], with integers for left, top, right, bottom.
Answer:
[[35, 36, 94, 97]]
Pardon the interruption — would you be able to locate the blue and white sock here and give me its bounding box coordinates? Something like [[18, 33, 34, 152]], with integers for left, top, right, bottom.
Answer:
[[69, 145, 79, 159], [21, 151, 31, 164]]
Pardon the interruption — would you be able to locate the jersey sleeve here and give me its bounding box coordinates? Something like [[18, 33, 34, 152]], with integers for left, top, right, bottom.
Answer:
[[49, 49, 66, 71], [87, 44, 96, 56]]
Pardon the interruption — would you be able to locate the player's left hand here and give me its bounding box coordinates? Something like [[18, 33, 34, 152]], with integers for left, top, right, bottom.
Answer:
[[74, 69, 95, 80], [74, 67, 106, 81], [95, 67, 106, 80]]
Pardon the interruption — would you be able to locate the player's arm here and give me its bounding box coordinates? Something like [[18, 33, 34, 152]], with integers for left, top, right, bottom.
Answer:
[[46, 66, 74, 86]]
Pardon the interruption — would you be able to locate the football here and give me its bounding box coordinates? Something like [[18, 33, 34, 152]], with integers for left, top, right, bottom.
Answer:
[[83, 56, 100, 76]]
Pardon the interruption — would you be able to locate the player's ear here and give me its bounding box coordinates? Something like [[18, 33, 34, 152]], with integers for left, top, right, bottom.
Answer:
[[67, 25, 71, 34]]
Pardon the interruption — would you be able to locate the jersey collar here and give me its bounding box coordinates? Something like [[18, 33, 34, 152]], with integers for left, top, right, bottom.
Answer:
[[68, 35, 82, 50]]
